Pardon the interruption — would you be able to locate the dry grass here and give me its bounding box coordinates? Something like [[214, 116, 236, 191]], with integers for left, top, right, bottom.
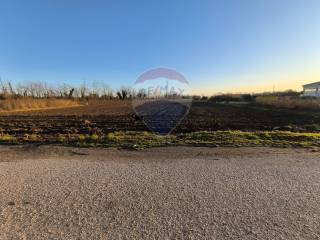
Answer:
[[255, 96, 320, 109], [0, 98, 80, 112]]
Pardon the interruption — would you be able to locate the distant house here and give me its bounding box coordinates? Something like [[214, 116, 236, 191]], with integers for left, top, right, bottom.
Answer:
[[302, 82, 320, 97]]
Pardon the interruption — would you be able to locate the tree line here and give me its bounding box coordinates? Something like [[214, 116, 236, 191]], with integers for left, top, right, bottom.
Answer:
[[0, 78, 302, 101], [0, 79, 192, 100], [0, 79, 134, 100]]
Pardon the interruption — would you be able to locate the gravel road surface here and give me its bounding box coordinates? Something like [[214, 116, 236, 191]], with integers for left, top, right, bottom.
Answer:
[[0, 146, 319, 239]]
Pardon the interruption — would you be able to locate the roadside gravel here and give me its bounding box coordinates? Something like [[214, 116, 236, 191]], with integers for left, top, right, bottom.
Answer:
[[0, 146, 319, 239]]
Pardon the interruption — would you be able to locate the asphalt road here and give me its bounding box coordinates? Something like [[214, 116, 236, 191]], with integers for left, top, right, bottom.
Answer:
[[0, 146, 319, 239]]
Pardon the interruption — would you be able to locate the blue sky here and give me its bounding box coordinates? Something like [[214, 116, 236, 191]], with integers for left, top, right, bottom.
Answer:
[[0, 0, 320, 94]]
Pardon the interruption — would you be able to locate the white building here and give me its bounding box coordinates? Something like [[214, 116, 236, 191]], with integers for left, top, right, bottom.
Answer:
[[302, 82, 320, 97]]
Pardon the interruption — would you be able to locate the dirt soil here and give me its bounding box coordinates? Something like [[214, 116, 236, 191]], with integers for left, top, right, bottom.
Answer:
[[0, 146, 319, 239], [0, 100, 319, 136]]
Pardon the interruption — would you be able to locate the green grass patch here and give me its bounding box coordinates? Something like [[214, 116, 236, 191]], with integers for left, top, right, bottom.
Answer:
[[183, 131, 320, 148], [0, 134, 17, 144], [0, 131, 319, 149], [71, 130, 320, 148]]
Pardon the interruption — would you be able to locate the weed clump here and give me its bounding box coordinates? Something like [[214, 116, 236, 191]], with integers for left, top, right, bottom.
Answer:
[[89, 134, 99, 142], [0, 134, 16, 143]]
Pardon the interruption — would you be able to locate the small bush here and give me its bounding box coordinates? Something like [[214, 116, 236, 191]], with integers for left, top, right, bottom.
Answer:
[[106, 132, 116, 141], [90, 134, 99, 142], [78, 134, 86, 141]]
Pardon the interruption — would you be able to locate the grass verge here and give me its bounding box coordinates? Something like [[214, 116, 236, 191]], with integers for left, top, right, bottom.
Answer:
[[0, 130, 320, 149]]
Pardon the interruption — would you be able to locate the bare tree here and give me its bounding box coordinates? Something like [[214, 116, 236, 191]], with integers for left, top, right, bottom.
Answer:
[[117, 86, 132, 100], [7, 81, 15, 97], [137, 88, 147, 98], [101, 84, 113, 99], [68, 88, 75, 98], [79, 81, 87, 99], [0, 77, 8, 97]]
